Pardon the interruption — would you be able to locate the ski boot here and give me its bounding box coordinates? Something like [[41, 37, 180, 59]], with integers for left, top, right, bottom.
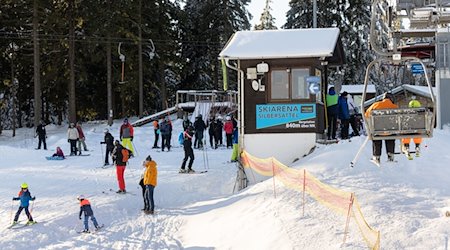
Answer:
[[188, 169, 195, 173], [81, 229, 90, 233], [26, 220, 37, 225], [387, 153, 395, 162], [370, 156, 381, 167], [415, 146, 420, 157], [179, 169, 187, 173]]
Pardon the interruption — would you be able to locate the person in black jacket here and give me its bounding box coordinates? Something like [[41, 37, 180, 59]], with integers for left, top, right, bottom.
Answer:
[[180, 126, 195, 173], [35, 121, 47, 150], [207, 117, 216, 149], [193, 114, 206, 149], [214, 117, 223, 146], [100, 128, 114, 166], [77, 195, 100, 233]]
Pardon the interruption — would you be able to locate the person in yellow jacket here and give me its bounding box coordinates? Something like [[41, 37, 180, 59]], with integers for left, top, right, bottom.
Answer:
[[401, 96, 422, 158], [142, 155, 157, 214], [365, 92, 399, 164]]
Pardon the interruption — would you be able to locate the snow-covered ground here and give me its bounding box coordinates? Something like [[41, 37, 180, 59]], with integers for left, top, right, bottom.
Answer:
[[0, 119, 449, 250]]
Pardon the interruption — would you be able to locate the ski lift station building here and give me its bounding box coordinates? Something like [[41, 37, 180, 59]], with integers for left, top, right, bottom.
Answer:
[[219, 28, 345, 165]]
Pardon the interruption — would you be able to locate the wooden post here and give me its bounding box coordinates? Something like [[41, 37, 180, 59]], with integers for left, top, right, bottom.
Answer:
[[302, 169, 306, 217], [342, 193, 354, 246]]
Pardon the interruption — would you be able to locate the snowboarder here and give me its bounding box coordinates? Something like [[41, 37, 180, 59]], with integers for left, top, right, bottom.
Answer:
[[77, 195, 101, 233], [67, 123, 80, 156], [193, 114, 206, 149], [11, 183, 36, 226], [224, 116, 233, 148], [112, 140, 130, 193], [100, 128, 114, 166], [52, 146, 65, 158], [401, 96, 423, 158], [120, 118, 134, 156], [142, 155, 157, 214], [180, 125, 195, 173], [365, 92, 398, 164], [159, 117, 172, 151], [338, 91, 350, 139], [326, 86, 339, 140], [35, 120, 47, 150], [76, 121, 88, 153], [152, 120, 160, 149]]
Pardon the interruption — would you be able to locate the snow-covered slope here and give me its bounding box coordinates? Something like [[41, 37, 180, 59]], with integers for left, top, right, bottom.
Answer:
[[0, 120, 449, 249]]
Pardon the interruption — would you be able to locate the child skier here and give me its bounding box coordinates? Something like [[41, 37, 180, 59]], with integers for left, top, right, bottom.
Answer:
[[142, 155, 157, 214], [52, 146, 65, 158], [12, 183, 36, 226], [77, 195, 101, 233]]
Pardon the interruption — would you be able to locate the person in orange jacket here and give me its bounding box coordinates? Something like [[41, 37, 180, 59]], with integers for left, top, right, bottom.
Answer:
[[77, 195, 101, 233], [365, 92, 399, 164], [142, 155, 157, 214]]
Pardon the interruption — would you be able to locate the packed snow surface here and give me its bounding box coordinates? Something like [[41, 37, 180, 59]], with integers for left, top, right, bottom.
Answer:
[[0, 119, 449, 249]]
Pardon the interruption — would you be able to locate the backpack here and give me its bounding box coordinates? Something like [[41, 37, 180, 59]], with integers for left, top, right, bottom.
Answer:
[[122, 148, 130, 163]]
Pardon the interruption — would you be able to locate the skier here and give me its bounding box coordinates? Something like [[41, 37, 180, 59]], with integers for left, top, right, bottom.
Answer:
[[182, 116, 192, 131], [347, 94, 360, 136], [11, 183, 36, 226], [326, 86, 339, 140], [365, 92, 398, 164], [180, 125, 195, 173], [214, 117, 223, 147], [152, 120, 160, 149], [224, 116, 233, 148], [142, 155, 157, 214], [337, 91, 350, 139], [159, 117, 172, 151], [35, 120, 47, 150], [207, 117, 217, 149], [193, 114, 206, 149], [401, 96, 423, 158], [52, 146, 65, 158], [76, 121, 88, 153], [119, 118, 134, 156], [112, 140, 130, 193], [100, 128, 114, 166], [77, 195, 101, 233], [67, 123, 80, 156]]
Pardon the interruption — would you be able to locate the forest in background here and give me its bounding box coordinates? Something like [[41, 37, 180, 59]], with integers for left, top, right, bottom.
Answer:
[[0, 0, 373, 132]]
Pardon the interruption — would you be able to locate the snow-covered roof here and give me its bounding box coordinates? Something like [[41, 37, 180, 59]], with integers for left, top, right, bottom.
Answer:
[[363, 84, 436, 106], [219, 28, 341, 60], [340, 84, 376, 94]]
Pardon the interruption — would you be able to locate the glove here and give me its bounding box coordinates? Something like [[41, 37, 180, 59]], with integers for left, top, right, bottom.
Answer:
[[12, 197, 18, 201], [68, 139, 70, 143], [100, 142, 105, 144], [79, 216, 82, 220], [119, 137, 122, 141], [77, 138, 79, 141], [31, 196, 36, 201], [130, 136, 133, 141]]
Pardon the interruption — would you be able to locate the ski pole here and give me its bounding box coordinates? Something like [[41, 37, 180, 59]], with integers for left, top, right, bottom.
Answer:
[[203, 139, 209, 170], [131, 141, 138, 157], [350, 136, 370, 168], [9, 199, 14, 224]]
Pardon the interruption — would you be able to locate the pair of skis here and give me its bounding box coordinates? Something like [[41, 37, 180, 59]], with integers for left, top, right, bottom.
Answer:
[[7, 221, 38, 229], [77, 224, 104, 234]]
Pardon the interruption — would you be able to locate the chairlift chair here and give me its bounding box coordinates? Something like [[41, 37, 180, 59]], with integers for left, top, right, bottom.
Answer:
[[361, 57, 436, 141]]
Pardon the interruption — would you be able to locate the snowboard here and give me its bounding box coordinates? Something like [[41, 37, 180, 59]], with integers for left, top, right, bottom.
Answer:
[[45, 156, 65, 160], [103, 189, 136, 196], [179, 170, 208, 174], [66, 154, 91, 157]]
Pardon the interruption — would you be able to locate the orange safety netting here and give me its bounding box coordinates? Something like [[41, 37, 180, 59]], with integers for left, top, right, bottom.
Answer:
[[240, 150, 380, 250]]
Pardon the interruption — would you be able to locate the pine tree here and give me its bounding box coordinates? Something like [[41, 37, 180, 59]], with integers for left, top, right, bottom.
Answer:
[[254, 0, 277, 30]]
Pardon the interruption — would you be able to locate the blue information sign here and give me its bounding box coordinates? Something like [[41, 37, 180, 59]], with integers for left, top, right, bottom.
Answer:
[[411, 63, 424, 74]]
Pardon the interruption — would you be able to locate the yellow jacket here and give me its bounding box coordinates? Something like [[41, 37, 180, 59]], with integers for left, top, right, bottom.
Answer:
[[365, 99, 398, 118], [143, 160, 157, 186]]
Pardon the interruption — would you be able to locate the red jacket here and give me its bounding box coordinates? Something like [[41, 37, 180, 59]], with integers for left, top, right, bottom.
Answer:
[[76, 125, 85, 139], [224, 121, 233, 134]]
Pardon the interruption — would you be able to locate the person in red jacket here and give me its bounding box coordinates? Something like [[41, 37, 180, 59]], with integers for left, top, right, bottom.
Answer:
[[365, 92, 399, 164], [77, 195, 101, 233], [76, 121, 88, 153], [120, 118, 134, 156], [223, 116, 234, 148]]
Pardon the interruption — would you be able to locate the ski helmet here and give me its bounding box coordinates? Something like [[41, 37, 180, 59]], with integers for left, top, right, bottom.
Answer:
[[77, 194, 85, 200], [21, 183, 28, 189], [104, 128, 109, 133]]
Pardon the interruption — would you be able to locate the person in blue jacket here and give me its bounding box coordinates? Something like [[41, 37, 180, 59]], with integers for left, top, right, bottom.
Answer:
[[337, 91, 350, 139], [12, 183, 36, 226], [77, 195, 101, 233]]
